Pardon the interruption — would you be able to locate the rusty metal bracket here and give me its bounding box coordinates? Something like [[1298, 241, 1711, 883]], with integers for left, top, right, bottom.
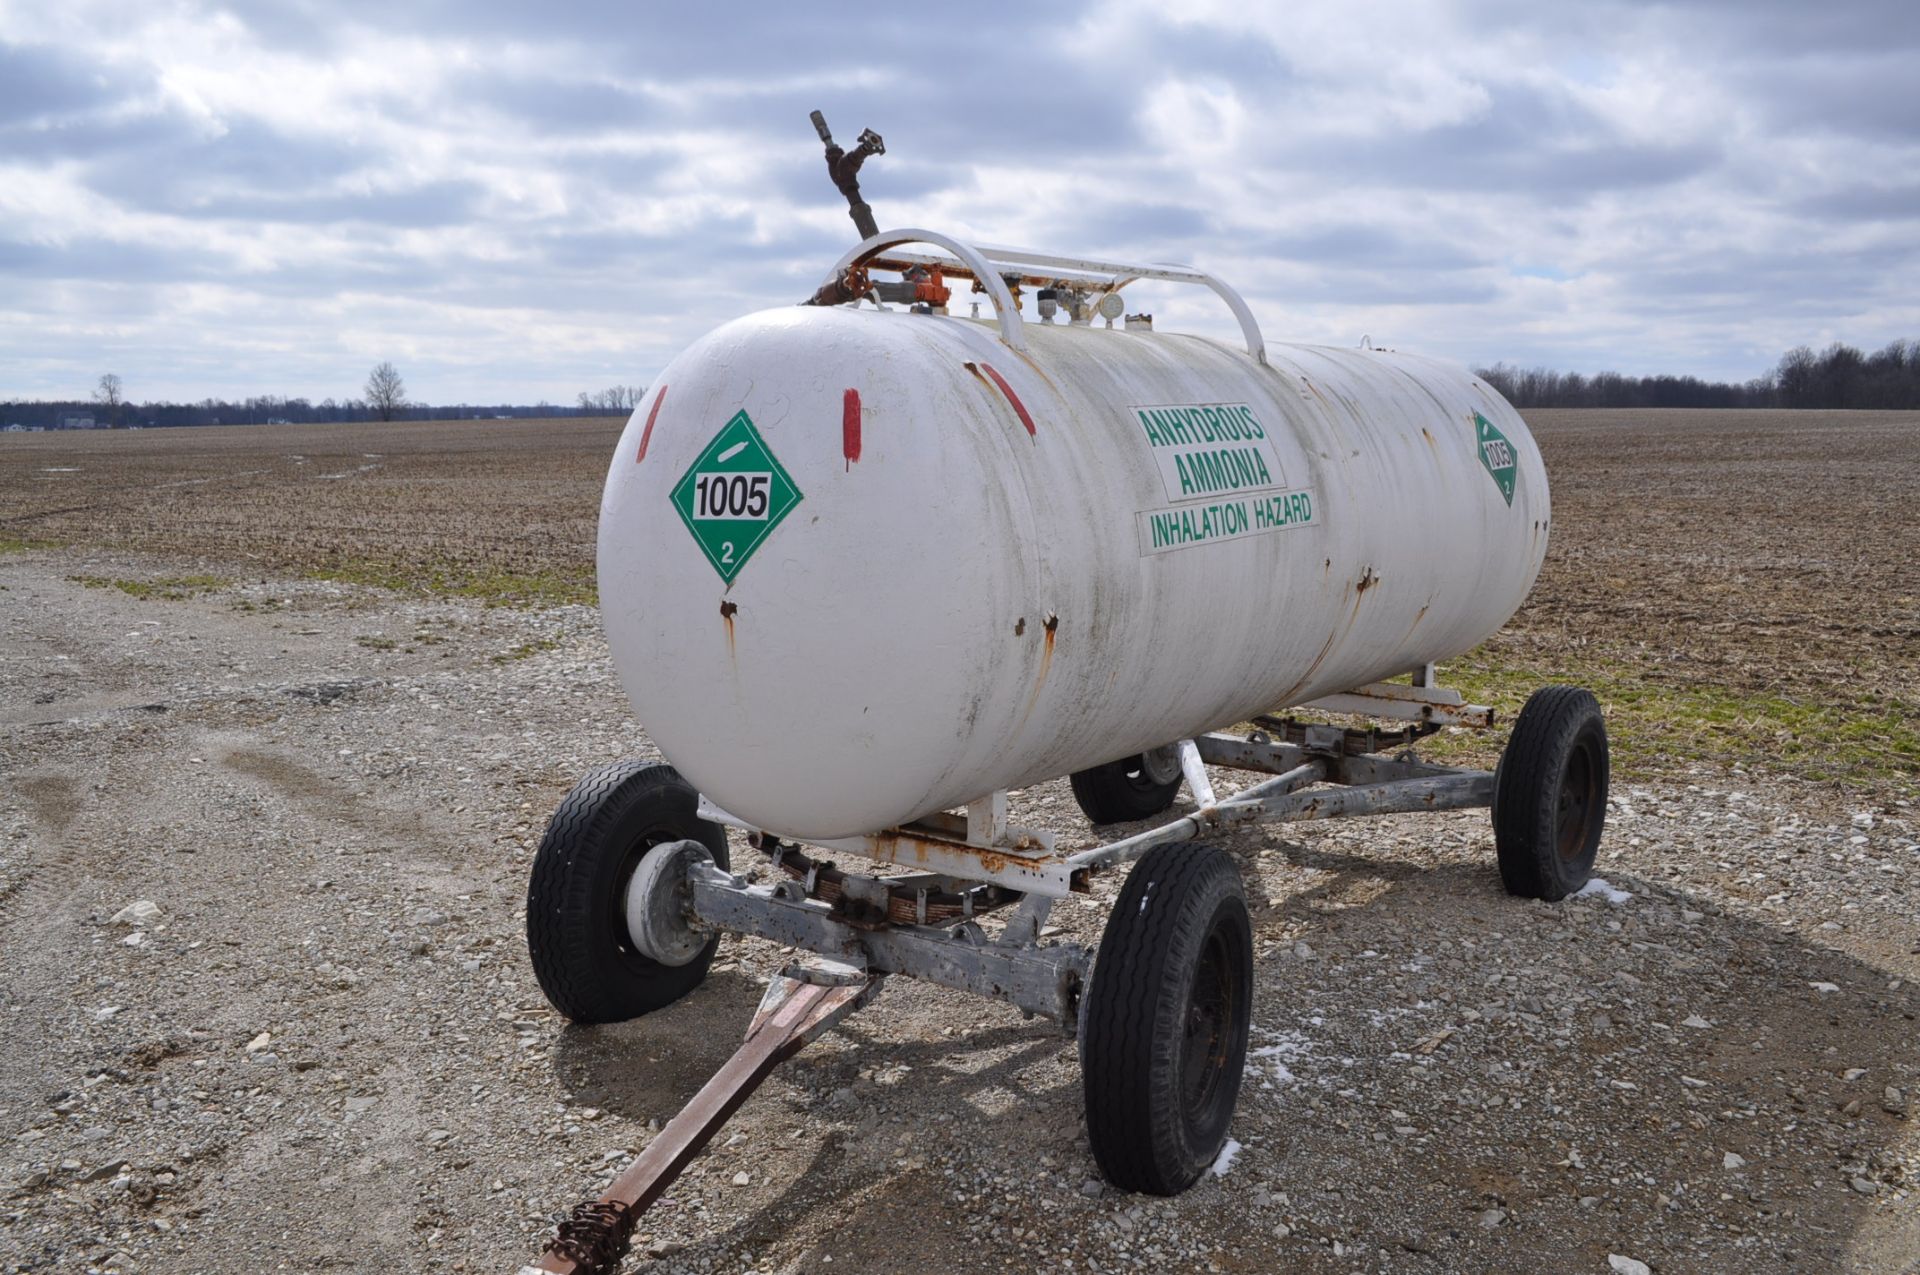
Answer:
[[703, 793, 1079, 897], [521, 971, 879, 1275]]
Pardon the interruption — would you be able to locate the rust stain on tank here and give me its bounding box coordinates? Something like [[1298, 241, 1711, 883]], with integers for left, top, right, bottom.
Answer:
[[1012, 612, 1058, 734], [1008, 346, 1059, 392], [1014, 616, 1026, 637], [1273, 628, 1341, 708], [1277, 567, 1379, 708], [1033, 615, 1057, 685], [720, 599, 737, 657], [1421, 426, 1436, 452]]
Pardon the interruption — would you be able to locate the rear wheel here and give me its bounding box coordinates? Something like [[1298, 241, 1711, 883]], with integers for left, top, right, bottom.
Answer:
[[1080, 842, 1252, 1195], [1070, 745, 1183, 825], [1493, 686, 1609, 900], [526, 760, 730, 1024]]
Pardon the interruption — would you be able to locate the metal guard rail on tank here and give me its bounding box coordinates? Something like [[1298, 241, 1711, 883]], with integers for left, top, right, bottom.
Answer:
[[809, 227, 1268, 362]]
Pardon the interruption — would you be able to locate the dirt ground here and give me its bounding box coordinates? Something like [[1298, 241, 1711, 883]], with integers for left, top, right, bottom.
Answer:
[[2, 410, 1916, 1274]]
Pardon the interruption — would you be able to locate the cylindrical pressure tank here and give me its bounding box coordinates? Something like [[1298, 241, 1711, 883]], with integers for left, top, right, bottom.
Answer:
[[599, 303, 1548, 841]]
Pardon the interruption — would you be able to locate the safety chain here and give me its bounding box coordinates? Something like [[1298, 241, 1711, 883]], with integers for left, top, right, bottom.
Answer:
[[543, 1198, 636, 1274]]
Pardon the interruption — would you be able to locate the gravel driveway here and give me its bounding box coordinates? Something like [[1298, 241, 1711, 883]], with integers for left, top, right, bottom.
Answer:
[[2, 548, 1914, 1274]]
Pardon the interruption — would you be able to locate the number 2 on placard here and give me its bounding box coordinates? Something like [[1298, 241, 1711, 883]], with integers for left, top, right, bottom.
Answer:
[[721, 542, 735, 565]]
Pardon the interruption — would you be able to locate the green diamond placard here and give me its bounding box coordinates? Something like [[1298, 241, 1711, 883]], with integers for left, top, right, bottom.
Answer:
[[669, 410, 803, 584], [1474, 411, 1518, 506]]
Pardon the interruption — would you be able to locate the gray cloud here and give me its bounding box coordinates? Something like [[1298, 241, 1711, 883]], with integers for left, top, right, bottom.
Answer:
[[157, 180, 489, 228], [0, 236, 231, 283], [0, 41, 135, 123], [1795, 183, 1920, 222], [79, 121, 365, 211], [437, 69, 657, 138], [1739, 54, 1920, 142], [1252, 226, 1484, 274]]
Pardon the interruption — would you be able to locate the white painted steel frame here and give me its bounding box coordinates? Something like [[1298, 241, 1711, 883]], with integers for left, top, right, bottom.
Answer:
[[694, 726, 1494, 900]]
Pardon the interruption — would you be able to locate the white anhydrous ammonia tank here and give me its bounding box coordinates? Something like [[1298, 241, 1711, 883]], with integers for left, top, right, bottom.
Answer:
[[599, 303, 1549, 841]]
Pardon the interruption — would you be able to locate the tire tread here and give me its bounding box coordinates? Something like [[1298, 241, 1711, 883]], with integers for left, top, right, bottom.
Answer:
[[526, 761, 728, 1023], [1081, 842, 1250, 1194], [1494, 686, 1608, 901]]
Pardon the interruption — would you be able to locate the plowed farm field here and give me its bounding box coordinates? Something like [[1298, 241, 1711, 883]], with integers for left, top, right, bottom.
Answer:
[[5, 408, 1917, 789]]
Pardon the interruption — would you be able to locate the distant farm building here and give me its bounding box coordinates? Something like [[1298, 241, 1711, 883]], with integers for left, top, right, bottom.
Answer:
[[59, 414, 98, 430]]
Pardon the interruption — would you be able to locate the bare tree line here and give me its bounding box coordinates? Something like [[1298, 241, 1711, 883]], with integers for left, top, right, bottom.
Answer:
[[3, 361, 645, 429], [1478, 340, 1920, 411], [577, 385, 648, 414], [20, 341, 1919, 431], [3, 394, 577, 429]]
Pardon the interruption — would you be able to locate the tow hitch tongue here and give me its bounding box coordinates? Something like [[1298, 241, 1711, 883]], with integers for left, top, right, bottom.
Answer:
[[517, 964, 879, 1275]]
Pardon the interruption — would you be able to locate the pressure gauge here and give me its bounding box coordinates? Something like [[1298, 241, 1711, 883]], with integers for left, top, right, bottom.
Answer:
[[1097, 292, 1126, 321]]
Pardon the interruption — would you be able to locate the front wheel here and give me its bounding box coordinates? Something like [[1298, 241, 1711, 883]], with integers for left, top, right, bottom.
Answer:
[[526, 760, 730, 1024], [1493, 686, 1609, 900], [1080, 842, 1253, 1195]]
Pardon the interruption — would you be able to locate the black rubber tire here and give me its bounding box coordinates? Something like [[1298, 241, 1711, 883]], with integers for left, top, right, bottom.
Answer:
[[1080, 842, 1253, 1195], [1493, 686, 1609, 901], [526, 760, 730, 1024], [1070, 753, 1182, 825]]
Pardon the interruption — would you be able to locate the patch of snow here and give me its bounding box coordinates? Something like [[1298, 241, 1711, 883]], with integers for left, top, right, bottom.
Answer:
[[1249, 1027, 1314, 1088], [1209, 1138, 1242, 1177], [1573, 877, 1633, 905], [1247, 1052, 1297, 1086]]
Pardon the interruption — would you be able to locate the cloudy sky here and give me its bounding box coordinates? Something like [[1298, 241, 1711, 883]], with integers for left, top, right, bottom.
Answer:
[[3, 0, 1916, 405]]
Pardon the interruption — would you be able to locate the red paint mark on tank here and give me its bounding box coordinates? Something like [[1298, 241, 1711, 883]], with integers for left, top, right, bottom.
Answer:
[[635, 385, 668, 463], [977, 362, 1036, 437], [842, 388, 862, 469]]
